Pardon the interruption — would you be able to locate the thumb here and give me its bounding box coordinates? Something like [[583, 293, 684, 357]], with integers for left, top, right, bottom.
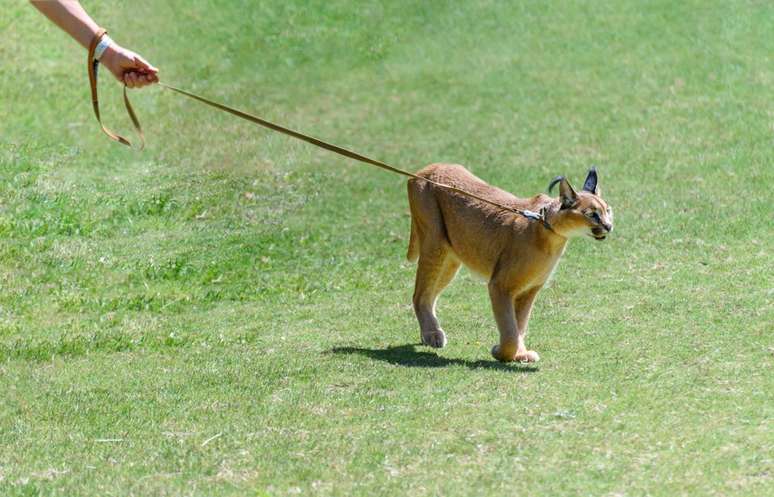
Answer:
[[132, 55, 158, 74]]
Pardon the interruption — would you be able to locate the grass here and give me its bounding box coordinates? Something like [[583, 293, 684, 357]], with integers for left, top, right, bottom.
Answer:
[[1, 0, 772, 495]]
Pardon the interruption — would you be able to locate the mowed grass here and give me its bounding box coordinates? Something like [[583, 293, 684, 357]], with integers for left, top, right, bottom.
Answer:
[[1, 0, 772, 495]]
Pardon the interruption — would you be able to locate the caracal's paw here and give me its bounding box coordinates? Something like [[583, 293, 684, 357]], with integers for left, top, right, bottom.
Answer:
[[514, 350, 540, 363], [421, 330, 447, 348], [491, 345, 540, 363]]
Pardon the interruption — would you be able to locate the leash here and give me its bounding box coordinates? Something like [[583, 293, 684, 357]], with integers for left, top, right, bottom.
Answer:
[[87, 32, 560, 234]]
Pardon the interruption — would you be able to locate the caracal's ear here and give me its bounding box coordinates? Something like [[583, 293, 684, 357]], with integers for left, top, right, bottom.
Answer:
[[548, 175, 578, 209], [582, 167, 599, 195]]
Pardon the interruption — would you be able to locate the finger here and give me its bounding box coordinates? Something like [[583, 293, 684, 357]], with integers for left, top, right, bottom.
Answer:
[[137, 72, 159, 85], [124, 72, 138, 88], [127, 71, 156, 88]]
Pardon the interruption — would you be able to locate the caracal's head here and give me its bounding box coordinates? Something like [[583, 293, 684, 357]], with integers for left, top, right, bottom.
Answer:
[[548, 168, 614, 241]]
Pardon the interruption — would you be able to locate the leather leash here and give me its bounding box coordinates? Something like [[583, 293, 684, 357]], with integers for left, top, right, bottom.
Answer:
[[156, 83, 560, 234], [86, 32, 559, 234]]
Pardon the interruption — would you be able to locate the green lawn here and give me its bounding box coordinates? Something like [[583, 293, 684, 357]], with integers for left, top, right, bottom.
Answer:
[[1, 1, 772, 495]]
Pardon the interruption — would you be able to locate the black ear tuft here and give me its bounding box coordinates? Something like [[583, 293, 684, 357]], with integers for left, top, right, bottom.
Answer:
[[548, 176, 564, 193], [582, 167, 598, 193], [549, 176, 578, 209]]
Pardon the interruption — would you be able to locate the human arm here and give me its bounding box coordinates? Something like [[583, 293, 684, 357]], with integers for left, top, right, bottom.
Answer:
[[30, 0, 158, 88]]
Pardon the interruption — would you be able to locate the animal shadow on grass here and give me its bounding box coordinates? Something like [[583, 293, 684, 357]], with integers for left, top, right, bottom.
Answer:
[[329, 344, 539, 372]]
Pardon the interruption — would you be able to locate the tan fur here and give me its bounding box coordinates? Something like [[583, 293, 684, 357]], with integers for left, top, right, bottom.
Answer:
[[406, 163, 613, 362]]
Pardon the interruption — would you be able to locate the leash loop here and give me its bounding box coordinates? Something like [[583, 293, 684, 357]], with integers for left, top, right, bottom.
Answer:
[[87, 29, 144, 149]]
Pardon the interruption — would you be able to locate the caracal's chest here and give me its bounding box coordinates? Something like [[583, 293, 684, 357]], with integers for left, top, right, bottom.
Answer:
[[502, 244, 566, 291]]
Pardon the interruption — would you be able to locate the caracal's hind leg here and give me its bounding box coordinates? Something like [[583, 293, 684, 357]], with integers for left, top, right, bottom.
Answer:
[[407, 178, 461, 348], [413, 244, 460, 348]]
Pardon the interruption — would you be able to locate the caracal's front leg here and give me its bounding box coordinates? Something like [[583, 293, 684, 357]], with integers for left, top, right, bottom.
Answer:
[[488, 281, 519, 362], [512, 287, 541, 362], [489, 282, 541, 363]]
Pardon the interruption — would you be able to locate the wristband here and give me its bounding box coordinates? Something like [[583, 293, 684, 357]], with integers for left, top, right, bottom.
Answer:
[[93, 34, 114, 61]]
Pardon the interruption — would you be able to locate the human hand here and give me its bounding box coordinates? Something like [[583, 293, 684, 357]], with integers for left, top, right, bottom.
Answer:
[[101, 44, 159, 88]]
